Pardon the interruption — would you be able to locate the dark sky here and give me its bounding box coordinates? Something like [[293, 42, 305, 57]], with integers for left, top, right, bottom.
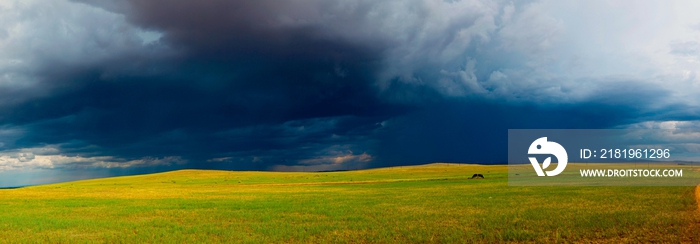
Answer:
[[0, 0, 699, 185]]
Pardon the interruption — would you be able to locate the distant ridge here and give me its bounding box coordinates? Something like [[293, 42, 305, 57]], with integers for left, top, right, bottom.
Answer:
[[0, 185, 29, 189]]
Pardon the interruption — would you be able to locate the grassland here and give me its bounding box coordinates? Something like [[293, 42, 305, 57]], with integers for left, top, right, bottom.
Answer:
[[0, 163, 698, 243]]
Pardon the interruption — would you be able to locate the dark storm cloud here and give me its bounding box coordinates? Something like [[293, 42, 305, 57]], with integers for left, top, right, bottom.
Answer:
[[76, 0, 394, 60], [0, 1, 416, 173], [0, 36, 401, 165]]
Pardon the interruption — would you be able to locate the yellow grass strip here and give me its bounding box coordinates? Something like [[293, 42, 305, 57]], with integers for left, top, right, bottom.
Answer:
[[697, 184, 700, 211]]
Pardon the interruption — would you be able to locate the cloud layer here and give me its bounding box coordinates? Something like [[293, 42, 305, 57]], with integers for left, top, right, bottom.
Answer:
[[0, 0, 699, 184]]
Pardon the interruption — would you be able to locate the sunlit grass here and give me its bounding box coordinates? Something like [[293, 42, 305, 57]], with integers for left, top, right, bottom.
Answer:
[[0, 163, 697, 243]]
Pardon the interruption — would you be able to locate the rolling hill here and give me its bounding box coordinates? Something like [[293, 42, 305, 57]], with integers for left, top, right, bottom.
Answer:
[[0, 163, 697, 243]]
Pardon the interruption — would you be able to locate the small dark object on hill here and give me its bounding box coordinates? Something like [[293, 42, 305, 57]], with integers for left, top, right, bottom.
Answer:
[[470, 174, 484, 179]]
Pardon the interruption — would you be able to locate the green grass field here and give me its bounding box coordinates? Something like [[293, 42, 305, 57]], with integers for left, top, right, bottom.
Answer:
[[0, 163, 698, 243]]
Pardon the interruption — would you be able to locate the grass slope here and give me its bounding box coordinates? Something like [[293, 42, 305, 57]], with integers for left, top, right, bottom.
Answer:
[[0, 163, 698, 243]]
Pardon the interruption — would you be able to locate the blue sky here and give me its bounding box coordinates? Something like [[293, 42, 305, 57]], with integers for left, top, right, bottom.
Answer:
[[0, 0, 699, 186]]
